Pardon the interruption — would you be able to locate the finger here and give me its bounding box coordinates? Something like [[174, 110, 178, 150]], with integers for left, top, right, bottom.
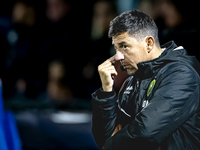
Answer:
[[104, 68, 118, 76], [98, 62, 115, 72], [104, 56, 116, 65], [101, 65, 117, 73], [107, 56, 115, 62], [98, 56, 116, 70]]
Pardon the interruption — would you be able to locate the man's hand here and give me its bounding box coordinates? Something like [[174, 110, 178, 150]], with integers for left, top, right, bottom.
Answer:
[[98, 56, 118, 92]]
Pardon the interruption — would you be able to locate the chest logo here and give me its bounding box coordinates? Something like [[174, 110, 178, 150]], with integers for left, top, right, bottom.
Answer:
[[124, 86, 133, 95], [147, 79, 156, 97]]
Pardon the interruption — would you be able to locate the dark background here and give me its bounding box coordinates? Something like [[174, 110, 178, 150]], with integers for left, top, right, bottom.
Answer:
[[0, 0, 199, 149]]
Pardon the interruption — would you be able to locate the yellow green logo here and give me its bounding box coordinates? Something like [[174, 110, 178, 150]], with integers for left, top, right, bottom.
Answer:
[[147, 79, 156, 97]]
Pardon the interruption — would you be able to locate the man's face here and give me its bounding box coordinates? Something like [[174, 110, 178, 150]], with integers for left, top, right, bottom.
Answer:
[[112, 32, 150, 75]]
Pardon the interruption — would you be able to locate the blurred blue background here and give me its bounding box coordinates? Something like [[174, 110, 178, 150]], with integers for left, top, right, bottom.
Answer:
[[0, 0, 199, 149]]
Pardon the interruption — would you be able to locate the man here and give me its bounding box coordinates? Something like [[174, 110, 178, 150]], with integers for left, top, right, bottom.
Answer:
[[91, 10, 200, 150]]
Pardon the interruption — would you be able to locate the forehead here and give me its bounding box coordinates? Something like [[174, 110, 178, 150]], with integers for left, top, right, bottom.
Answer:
[[112, 32, 137, 45]]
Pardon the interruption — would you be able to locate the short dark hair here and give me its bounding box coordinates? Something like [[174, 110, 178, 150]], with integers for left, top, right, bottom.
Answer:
[[108, 10, 160, 46]]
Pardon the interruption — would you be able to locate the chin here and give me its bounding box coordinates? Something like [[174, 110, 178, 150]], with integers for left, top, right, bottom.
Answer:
[[126, 69, 136, 76]]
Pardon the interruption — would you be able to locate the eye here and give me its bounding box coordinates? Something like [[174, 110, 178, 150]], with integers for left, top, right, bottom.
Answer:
[[123, 45, 127, 49]]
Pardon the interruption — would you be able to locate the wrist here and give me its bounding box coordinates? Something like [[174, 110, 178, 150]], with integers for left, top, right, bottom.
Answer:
[[102, 85, 113, 92]]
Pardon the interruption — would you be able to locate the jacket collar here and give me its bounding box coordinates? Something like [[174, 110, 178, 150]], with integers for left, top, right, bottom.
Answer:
[[134, 41, 178, 79]]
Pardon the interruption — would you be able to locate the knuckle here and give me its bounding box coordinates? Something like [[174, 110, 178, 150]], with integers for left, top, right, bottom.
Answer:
[[98, 66, 101, 71], [98, 65, 102, 71]]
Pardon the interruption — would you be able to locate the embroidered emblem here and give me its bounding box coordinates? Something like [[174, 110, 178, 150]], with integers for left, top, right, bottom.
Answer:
[[147, 79, 156, 97], [124, 86, 133, 95]]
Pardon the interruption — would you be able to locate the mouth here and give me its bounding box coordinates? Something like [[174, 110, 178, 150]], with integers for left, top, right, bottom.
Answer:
[[121, 64, 136, 74], [124, 64, 132, 68], [120, 60, 129, 66], [123, 65, 133, 71], [119, 60, 134, 72]]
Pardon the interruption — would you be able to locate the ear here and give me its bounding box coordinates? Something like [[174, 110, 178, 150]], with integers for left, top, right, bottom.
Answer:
[[145, 36, 155, 53]]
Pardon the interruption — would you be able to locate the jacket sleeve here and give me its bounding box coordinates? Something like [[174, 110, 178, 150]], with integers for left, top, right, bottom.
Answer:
[[102, 64, 200, 150], [91, 88, 118, 149]]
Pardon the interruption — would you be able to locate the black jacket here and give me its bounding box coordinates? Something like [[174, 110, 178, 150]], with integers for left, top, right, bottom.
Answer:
[[92, 41, 200, 150]]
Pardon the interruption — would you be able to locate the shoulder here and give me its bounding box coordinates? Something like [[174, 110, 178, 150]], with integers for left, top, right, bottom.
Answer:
[[159, 61, 199, 81], [154, 61, 200, 98], [152, 61, 200, 98]]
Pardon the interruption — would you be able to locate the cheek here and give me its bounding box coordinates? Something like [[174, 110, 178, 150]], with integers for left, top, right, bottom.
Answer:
[[124, 51, 138, 65], [129, 48, 148, 64]]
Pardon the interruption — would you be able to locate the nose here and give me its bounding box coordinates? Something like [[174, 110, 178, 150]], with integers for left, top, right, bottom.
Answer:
[[115, 50, 124, 61]]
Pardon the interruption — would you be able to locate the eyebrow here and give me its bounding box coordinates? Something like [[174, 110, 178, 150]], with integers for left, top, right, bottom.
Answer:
[[113, 41, 127, 47], [118, 41, 132, 48], [112, 40, 132, 50], [118, 41, 127, 47]]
